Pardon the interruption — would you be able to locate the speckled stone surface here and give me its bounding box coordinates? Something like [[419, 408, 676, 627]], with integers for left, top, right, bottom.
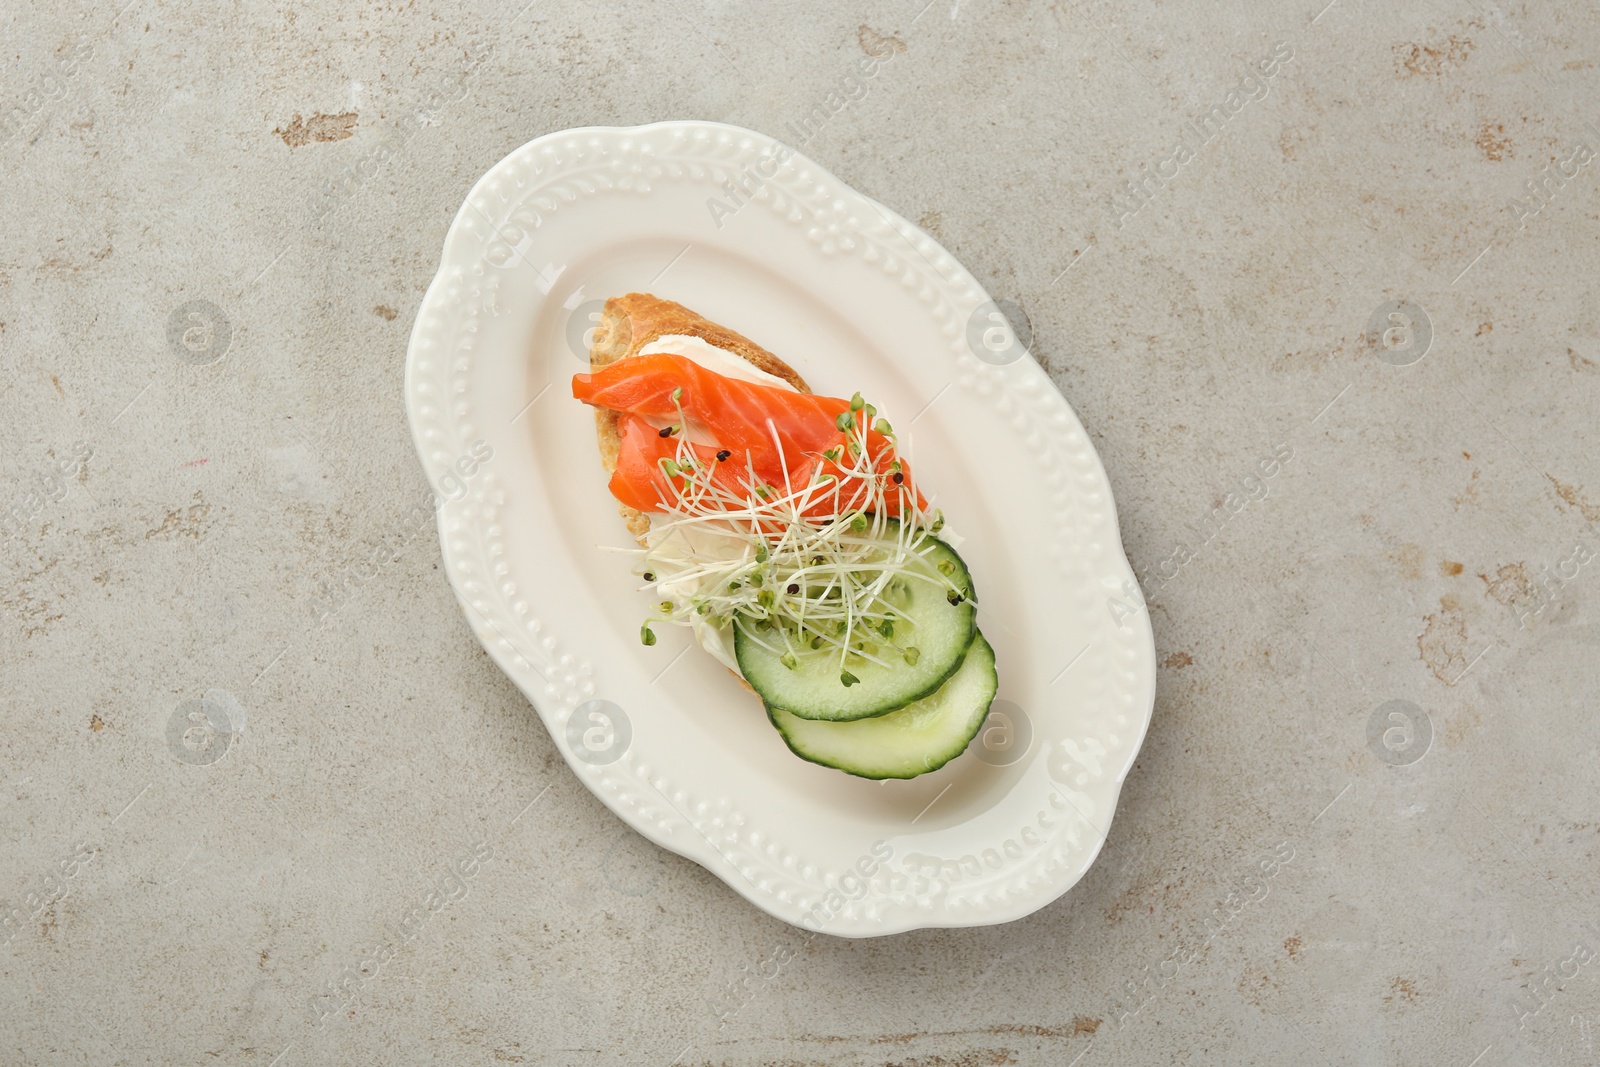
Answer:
[[3, 1, 1599, 1064]]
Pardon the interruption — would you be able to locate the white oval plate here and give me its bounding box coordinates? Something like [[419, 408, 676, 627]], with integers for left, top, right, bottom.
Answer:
[[405, 121, 1156, 936]]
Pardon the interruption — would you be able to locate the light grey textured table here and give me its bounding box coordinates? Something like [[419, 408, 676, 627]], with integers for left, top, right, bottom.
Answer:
[[4, 1, 1598, 1064]]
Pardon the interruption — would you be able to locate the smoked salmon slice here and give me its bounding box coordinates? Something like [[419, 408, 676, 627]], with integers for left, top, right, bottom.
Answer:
[[572, 353, 924, 517]]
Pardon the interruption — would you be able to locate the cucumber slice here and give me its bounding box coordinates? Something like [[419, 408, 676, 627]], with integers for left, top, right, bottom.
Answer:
[[734, 533, 977, 721], [767, 632, 998, 779]]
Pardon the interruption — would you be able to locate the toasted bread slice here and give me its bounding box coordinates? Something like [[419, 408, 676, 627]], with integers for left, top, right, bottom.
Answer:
[[588, 292, 811, 541]]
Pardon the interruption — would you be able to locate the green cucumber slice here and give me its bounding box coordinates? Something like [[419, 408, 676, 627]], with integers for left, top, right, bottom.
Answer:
[[767, 632, 998, 779], [734, 533, 977, 721]]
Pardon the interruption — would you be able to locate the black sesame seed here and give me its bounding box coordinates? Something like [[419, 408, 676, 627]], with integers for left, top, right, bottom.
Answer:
[[786, 583, 800, 594], [658, 426, 675, 438], [892, 471, 904, 484], [643, 571, 655, 581], [715, 449, 731, 461]]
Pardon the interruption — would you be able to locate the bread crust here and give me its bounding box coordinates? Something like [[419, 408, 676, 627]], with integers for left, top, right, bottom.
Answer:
[[587, 292, 811, 541]]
